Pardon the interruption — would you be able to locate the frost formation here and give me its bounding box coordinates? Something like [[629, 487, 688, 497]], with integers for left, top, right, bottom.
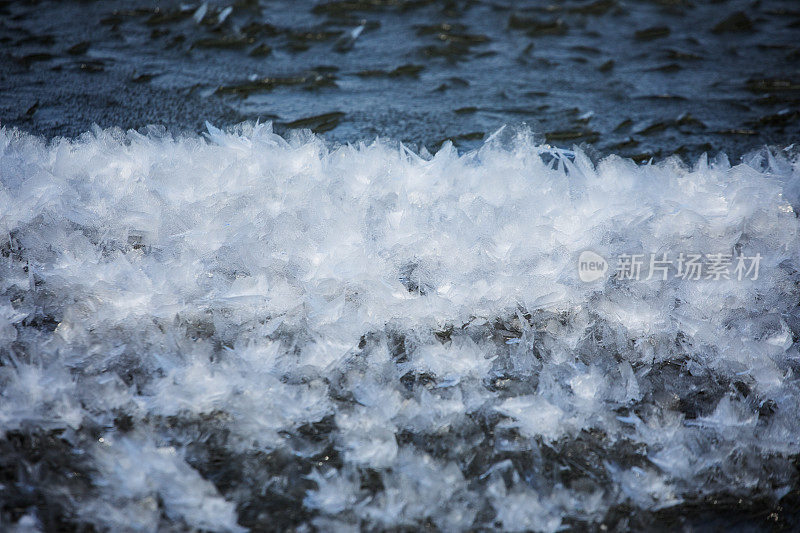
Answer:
[[1, 123, 800, 531]]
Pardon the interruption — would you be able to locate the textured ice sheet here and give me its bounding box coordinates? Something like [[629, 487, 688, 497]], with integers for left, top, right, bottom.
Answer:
[[1, 124, 800, 531]]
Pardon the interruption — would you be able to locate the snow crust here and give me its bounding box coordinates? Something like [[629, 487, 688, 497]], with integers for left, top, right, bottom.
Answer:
[[1, 123, 800, 531]]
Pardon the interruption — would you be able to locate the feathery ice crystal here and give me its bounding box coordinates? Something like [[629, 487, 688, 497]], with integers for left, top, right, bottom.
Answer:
[[1, 123, 799, 530]]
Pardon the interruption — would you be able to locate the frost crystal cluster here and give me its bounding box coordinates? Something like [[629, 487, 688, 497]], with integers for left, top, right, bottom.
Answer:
[[1, 124, 799, 531]]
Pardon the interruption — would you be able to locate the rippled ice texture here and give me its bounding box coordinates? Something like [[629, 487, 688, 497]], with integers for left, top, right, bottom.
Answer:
[[1, 124, 800, 531]]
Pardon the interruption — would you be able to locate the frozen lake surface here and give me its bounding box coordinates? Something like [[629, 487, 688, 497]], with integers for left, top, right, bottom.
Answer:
[[1, 0, 798, 159], [1, 0, 800, 531]]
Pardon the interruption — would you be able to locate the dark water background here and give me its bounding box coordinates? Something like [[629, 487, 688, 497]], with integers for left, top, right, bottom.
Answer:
[[1, 0, 798, 160]]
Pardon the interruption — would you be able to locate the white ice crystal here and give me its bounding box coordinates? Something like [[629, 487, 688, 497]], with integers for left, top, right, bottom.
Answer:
[[84, 433, 244, 532], [1, 123, 799, 530]]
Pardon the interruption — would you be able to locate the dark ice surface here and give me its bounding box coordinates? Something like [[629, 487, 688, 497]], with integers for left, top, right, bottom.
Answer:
[[1, 0, 798, 160]]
